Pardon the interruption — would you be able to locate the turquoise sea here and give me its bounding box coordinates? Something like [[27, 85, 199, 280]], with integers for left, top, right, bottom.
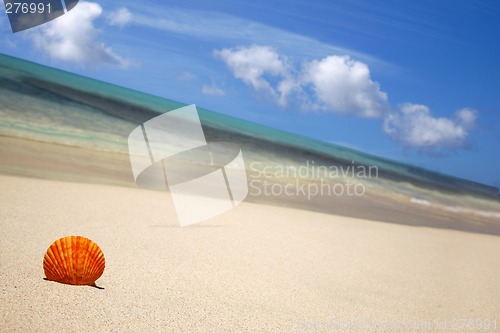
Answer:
[[1, 53, 499, 233]]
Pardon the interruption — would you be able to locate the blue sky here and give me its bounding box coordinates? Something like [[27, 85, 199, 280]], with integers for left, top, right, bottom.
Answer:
[[1, 0, 499, 187]]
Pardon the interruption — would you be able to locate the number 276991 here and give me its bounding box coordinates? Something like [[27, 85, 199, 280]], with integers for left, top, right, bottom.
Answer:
[[5, 2, 52, 14]]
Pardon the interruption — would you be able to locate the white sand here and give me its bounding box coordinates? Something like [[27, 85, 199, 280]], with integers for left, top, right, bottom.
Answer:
[[1, 175, 499, 332]]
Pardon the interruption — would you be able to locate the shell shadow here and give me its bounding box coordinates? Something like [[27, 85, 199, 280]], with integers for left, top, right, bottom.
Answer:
[[149, 224, 225, 228], [43, 278, 105, 289]]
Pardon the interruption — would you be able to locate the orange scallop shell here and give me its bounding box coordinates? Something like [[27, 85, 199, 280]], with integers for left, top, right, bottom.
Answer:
[[43, 236, 105, 286]]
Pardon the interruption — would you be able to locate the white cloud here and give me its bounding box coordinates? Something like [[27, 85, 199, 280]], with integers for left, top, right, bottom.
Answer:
[[215, 45, 387, 116], [216, 45, 478, 153], [201, 82, 225, 96], [107, 7, 132, 27], [383, 104, 477, 153], [178, 71, 196, 81], [454, 107, 477, 128], [302, 55, 389, 117], [214, 45, 295, 106], [29, 1, 129, 68]]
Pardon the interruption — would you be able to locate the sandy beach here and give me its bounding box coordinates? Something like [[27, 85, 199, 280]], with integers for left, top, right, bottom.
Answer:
[[1, 174, 499, 332]]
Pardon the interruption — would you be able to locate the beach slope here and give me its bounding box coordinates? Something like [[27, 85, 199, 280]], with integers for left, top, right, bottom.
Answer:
[[1, 175, 499, 332]]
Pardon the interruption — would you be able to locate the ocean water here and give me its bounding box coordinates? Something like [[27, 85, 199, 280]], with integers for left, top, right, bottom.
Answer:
[[1, 54, 499, 222]]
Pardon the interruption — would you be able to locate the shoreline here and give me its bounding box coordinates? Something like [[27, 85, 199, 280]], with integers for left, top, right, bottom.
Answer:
[[1, 135, 500, 236]]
